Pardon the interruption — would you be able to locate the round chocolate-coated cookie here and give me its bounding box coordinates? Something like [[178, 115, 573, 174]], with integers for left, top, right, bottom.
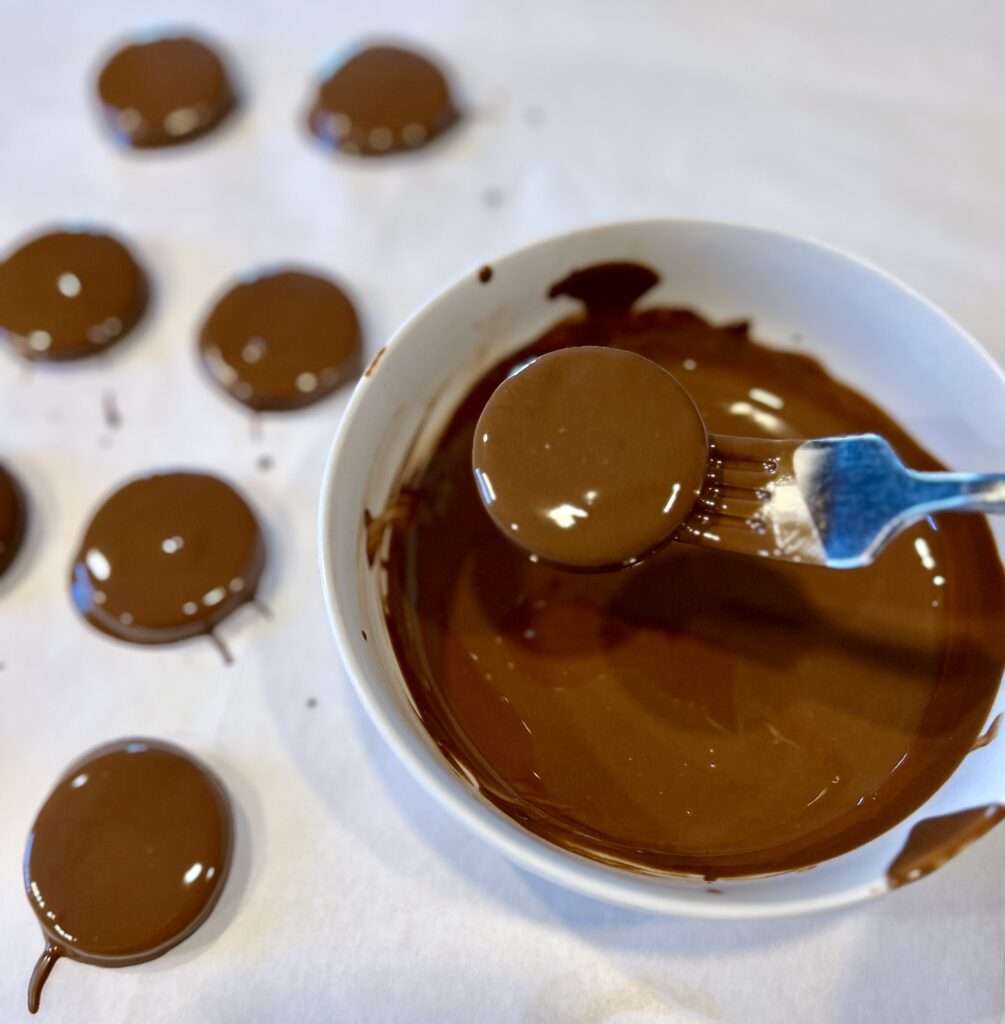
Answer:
[[96, 34, 236, 148], [24, 738, 233, 1013], [0, 229, 147, 361], [70, 471, 265, 646], [307, 44, 459, 156], [199, 268, 361, 411]]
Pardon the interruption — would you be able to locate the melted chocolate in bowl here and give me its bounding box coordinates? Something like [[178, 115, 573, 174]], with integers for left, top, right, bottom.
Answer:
[[23, 738, 233, 1013], [307, 44, 458, 156], [199, 268, 361, 411], [70, 471, 265, 649], [0, 230, 148, 361], [473, 346, 708, 569], [382, 262, 1005, 878], [0, 462, 27, 579], [96, 35, 236, 148]]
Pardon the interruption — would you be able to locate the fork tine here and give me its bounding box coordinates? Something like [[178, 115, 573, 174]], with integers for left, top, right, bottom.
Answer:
[[709, 434, 803, 465], [696, 491, 767, 519], [715, 464, 777, 490]]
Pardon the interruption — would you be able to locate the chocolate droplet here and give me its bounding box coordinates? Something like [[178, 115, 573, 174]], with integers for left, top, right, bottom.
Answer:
[[24, 738, 233, 1013], [70, 471, 266, 647], [0, 229, 148, 362], [307, 44, 459, 156], [0, 461, 27, 579], [199, 268, 361, 411], [96, 34, 236, 148]]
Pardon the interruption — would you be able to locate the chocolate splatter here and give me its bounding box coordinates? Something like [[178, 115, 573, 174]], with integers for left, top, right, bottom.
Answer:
[[364, 492, 418, 566], [101, 390, 122, 429], [481, 187, 504, 209], [478, 265, 493, 284], [547, 261, 661, 318], [364, 346, 387, 378]]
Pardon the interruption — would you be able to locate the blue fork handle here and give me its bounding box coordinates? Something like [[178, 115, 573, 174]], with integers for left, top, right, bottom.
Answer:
[[905, 471, 1005, 516]]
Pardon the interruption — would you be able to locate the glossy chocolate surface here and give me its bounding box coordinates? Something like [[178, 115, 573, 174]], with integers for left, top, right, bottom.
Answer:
[[308, 44, 458, 156], [382, 262, 1005, 877], [70, 471, 265, 647], [0, 230, 147, 361], [473, 346, 707, 568], [24, 738, 232, 1012], [96, 35, 236, 148], [199, 268, 360, 411]]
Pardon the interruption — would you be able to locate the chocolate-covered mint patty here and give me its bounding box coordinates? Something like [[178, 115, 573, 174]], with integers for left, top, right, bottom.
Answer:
[[96, 34, 236, 148], [308, 44, 458, 156], [24, 738, 232, 1013], [0, 229, 147, 361], [199, 268, 361, 411], [474, 346, 707, 569], [70, 471, 265, 647]]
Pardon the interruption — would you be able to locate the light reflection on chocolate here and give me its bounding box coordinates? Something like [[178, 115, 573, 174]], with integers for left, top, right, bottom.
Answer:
[[971, 712, 1002, 752], [0, 229, 147, 361], [70, 471, 265, 654], [381, 261, 1005, 877], [24, 738, 233, 1013]]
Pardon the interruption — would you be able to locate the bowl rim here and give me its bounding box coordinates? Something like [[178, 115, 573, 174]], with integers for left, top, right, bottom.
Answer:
[[318, 216, 1005, 919]]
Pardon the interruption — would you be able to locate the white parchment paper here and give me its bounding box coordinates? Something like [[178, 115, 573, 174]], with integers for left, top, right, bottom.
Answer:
[[1, 1, 1003, 1020]]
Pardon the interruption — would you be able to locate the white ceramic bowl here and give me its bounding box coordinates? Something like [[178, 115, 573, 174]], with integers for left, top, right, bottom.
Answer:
[[319, 219, 1005, 918]]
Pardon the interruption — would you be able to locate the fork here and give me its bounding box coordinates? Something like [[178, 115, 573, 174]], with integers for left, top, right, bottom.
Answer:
[[677, 433, 1005, 568]]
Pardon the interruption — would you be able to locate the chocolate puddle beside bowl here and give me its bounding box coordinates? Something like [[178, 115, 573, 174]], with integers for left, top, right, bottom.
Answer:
[[380, 262, 1005, 879]]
